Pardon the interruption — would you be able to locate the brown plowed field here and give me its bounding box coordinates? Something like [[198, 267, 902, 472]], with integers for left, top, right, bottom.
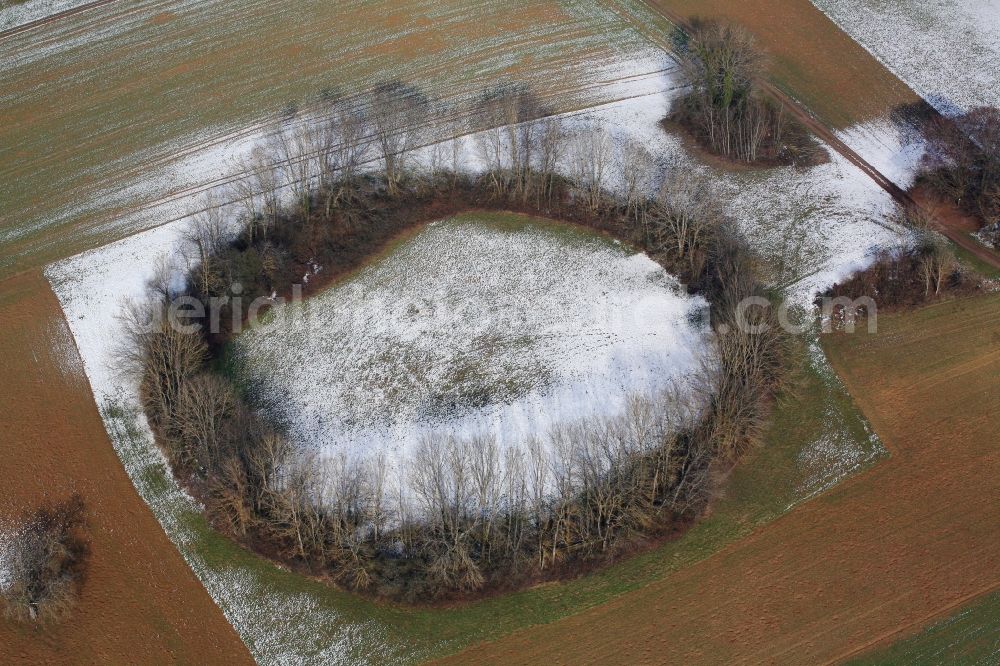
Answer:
[[0, 270, 250, 664], [437, 293, 1000, 664]]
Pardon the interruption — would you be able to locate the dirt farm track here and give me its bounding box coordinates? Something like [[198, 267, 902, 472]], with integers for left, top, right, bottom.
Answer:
[[441, 293, 1000, 664]]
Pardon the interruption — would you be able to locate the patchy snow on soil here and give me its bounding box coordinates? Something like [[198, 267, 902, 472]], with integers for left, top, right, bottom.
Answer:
[[588, 83, 911, 306], [719, 147, 908, 308], [232, 216, 712, 478], [811, 0, 1000, 114], [44, 43, 914, 312], [58, 51, 681, 250], [791, 339, 886, 506], [0, 0, 91, 32]]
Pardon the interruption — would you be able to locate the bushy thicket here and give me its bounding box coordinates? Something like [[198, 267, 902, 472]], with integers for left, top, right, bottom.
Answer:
[[1, 495, 90, 624], [671, 20, 821, 166], [918, 106, 1000, 244], [821, 207, 972, 312], [123, 83, 788, 601]]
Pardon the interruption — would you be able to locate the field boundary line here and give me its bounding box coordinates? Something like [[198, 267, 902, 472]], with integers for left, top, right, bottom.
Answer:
[[822, 580, 1000, 665]]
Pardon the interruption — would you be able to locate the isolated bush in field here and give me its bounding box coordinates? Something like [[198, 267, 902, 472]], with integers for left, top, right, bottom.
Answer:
[[919, 106, 1000, 225], [1, 495, 90, 624]]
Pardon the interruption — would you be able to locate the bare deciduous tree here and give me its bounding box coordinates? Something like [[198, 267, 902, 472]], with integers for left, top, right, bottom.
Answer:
[[118, 298, 208, 442], [621, 137, 655, 218], [370, 81, 429, 195], [651, 167, 723, 274], [569, 125, 612, 211], [174, 374, 238, 472], [185, 193, 229, 296]]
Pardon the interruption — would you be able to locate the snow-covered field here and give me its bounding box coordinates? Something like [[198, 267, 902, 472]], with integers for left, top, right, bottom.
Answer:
[[0, 0, 680, 275], [811, 0, 1000, 114], [43, 50, 906, 663], [55, 54, 681, 254], [127, 50, 911, 308], [232, 214, 711, 483], [0, 0, 92, 32]]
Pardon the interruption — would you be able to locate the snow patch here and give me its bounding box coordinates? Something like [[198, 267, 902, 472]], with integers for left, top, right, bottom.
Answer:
[[233, 216, 713, 486], [836, 118, 927, 189], [791, 339, 886, 506], [811, 0, 1000, 113], [0, 0, 92, 32], [0, 522, 14, 594]]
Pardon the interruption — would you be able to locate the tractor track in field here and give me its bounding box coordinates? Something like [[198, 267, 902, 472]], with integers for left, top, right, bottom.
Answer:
[[616, 0, 1000, 271], [0, 0, 123, 41]]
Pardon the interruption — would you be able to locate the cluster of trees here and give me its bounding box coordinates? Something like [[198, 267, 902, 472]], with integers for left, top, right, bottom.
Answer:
[[918, 106, 1000, 247], [671, 20, 820, 165], [123, 80, 787, 601], [1, 495, 90, 624], [822, 207, 967, 310]]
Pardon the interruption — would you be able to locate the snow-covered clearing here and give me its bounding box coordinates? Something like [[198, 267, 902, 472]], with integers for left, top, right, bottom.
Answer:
[[810, 0, 1000, 114], [43, 51, 903, 663], [232, 214, 712, 485]]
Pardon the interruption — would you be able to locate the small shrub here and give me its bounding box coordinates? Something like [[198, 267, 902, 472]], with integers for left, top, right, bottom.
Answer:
[[1, 494, 90, 624]]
